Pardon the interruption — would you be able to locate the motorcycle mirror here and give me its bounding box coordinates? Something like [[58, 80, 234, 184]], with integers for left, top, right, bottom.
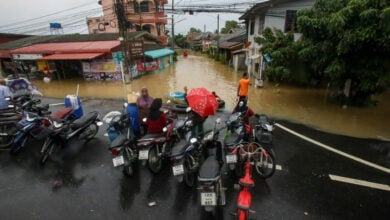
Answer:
[[96, 121, 104, 126], [190, 137, 197, 144], [266, 124, 274, 132], [185, 120, 193, 127], [186, 107, 191, 113]]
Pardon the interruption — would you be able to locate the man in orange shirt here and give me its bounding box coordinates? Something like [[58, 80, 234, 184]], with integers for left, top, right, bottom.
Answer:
[[237, 72, 251, 102]]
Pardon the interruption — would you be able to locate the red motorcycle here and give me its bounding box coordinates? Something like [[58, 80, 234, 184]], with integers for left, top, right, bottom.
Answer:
[[232, 142, 268, 220]]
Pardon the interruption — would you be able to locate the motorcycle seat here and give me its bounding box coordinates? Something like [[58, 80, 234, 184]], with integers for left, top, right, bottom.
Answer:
[[71, 112, 98, 130], [110, 134, 128, 149], [138, 133, 161, 141], [198, 157, 220, 181], [0, 108, 16, 114], [171, 139, 188, 157], [224, 133, 242, 147], [0, 115, 22, 122], [51, 108, 73, 119]]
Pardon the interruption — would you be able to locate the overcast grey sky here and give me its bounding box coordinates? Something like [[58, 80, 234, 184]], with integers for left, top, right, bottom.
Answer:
[[0, 0, 251, 35]]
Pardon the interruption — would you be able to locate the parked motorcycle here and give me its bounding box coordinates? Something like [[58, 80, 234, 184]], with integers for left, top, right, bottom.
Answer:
[[224, 111, 276, 178], [197, 118, 226, 214], [39, 111, 102, 165], [170, 117, 204, 187], [103, 103, 138, 176]]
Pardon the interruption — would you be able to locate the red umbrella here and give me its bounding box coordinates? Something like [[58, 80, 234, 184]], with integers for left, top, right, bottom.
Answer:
[[186, 88, 219, 117]]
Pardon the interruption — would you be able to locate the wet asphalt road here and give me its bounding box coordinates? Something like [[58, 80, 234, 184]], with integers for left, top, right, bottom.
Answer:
[[0, 98, 389, 220]]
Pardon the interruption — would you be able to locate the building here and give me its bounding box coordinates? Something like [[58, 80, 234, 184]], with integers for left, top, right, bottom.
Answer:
[[87, 0, 168, 45], [0, 32, 173, 81], [239, 0, 315, 86]]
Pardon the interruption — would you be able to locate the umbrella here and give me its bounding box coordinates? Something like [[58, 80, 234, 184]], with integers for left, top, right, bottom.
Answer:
[[186, 87, 218, 117], [6, 78, 43, 97]]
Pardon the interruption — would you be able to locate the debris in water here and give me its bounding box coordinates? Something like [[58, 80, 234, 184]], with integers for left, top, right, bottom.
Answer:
[[148, 201, 156, 207]]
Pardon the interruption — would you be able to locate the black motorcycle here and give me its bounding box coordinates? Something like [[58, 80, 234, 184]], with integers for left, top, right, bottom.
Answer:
[[103, 103, 138, 176], [224, 111, 276, 178], [170, 117, 204, 187], [39, 111, 102, 165], [197, 118, 226, 214]]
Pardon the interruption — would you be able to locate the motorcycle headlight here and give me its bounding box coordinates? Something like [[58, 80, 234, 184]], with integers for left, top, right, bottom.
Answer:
[[53, 121, 63, 128], [204, 131, 214, 142], [266, 124, 274, 132], [26, 114, 35, 122]]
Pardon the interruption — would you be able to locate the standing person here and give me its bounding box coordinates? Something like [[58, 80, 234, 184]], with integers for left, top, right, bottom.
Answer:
[[0, 78, 11, 110], [137, 87, 154, 134], [146, 98, 167, 134], [237, 72, 252, 102], [183, 86, 189, 105]]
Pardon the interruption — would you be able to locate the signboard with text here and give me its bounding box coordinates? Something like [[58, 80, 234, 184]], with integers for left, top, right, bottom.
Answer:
[[129, 41, 144, 59]]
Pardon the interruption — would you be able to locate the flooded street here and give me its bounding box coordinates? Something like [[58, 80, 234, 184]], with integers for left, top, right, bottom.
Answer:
[[32, 54, 390, 140]]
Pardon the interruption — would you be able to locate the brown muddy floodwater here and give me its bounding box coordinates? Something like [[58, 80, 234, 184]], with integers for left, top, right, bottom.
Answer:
[[32, 54, 390, 140]]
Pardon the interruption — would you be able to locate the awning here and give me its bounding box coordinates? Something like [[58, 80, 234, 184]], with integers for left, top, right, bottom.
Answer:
[[0, 50, 11, 58], [144, 48, 174, 59], [10, 41, 120, 54], [39, 53, 104, 60]]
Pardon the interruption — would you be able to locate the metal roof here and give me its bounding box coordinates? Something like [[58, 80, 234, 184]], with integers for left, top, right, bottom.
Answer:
[[11, 41, 120, 54], [39, 53, 105, 60], [144, 48, 174, 59]]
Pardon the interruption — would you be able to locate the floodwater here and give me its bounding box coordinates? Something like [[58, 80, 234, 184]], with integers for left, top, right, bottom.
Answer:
[[31, 54, 390, 140]]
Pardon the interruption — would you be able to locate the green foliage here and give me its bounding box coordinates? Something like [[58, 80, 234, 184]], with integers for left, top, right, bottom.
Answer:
[[174, 34, 186, 48], [297, 0, 390, 104], [255, 28, 309, 84], [189, 27, 202, 33], [220, 20, 243, 34]]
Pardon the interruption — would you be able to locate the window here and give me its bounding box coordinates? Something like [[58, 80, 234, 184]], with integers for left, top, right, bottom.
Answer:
[[133, 2, 139, 13], [285, 10, 298, 33], [140, 1, 149, 12], [250, 20, 255, 35]]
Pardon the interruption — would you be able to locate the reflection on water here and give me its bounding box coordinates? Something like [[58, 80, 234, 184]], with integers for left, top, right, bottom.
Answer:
[[32, 54, 390, 140]]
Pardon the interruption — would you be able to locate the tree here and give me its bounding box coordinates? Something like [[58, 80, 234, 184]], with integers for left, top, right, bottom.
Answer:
[[297, 0, 390, 105], [189, 27, 202, 33], [174, 34, 186, 48], [220, 20, 243, 34], [255, 28, 308, 84]]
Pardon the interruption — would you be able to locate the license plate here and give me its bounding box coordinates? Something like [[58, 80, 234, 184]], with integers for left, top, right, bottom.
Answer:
[[112, 156, 124, 167], [138, 150, 149, 160], [172, 164, 184, 176], [201, 192, 217, 206], [226, 154, 237, 163]]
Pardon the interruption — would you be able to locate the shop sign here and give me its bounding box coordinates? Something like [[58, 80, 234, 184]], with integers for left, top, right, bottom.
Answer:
[[12, 54, 43, 60]]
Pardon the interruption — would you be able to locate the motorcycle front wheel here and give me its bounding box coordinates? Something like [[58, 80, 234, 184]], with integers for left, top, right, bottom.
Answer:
[[83, 123, 99, 141], [40, 138, 60, 165], [148, 146, 162, 174], [255, 148, 276, 178]]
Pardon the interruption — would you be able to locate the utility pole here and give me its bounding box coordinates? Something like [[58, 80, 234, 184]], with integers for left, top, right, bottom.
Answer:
[[217, 14, 220, 53], [171, 0, 175, 49], [115, 0, 131, 82]]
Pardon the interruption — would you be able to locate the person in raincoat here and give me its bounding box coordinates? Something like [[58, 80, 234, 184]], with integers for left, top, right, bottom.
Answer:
[[146, 98, 167, 134]]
